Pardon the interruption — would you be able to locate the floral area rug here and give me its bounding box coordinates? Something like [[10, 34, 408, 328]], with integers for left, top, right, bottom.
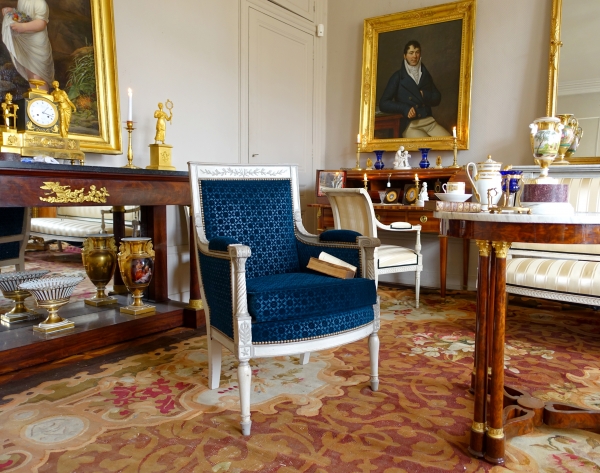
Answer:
[[0, 246, 96, 310], [2, 287, 600, 472]]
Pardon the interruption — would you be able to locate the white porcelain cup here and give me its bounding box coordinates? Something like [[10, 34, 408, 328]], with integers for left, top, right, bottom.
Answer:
[[442, 182, 465, 194]]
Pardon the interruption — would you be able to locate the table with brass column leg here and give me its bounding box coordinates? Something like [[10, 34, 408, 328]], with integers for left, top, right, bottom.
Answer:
[[436, 210, 600, 465]]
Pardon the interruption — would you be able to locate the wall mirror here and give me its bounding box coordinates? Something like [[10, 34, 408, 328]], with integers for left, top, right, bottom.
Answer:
[[547, 0, 600, 163]]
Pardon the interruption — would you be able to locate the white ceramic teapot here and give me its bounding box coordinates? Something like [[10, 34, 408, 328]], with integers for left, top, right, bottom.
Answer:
[[466, 155, 503, 210]]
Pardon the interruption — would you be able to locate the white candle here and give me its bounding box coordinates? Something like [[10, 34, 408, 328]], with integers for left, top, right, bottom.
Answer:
[[414, 173, 419, 181], [452, 126, 456, 138], [127, 88, 133, 121], [357, 134, 361, 144], [364, 173, 367, 181]]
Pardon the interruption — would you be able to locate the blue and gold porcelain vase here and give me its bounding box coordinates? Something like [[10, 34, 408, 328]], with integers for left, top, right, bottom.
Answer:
[[418, 148, 431, 169], [373, 150, 385, 170]]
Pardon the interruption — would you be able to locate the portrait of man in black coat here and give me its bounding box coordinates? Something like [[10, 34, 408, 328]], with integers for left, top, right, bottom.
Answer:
[[379, 40, 451, 138]]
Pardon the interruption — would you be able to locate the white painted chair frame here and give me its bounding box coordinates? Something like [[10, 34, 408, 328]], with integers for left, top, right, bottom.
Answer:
[[322, 187, 423, 307], [188, 163, 381, 435]]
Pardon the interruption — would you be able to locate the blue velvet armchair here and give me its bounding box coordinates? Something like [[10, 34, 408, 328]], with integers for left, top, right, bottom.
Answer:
[[0, 207, 30, 272], [188, 163, 381, 435]]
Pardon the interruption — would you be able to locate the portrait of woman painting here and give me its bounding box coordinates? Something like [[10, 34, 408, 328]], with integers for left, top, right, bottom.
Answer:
[[358, 0, 475, 152], [0, 0, 120, 153]]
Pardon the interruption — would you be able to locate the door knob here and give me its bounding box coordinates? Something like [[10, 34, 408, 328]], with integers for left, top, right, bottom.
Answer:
[[252, 154, 259, 157]]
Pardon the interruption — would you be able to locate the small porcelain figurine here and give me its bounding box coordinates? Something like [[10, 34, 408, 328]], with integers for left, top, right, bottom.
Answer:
[[393, 146, 411, 169], [418, 182, 429, 202]]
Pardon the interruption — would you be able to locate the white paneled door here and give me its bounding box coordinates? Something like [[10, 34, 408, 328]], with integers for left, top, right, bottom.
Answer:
[[268, 0, 315, 22], [248, 7, 314, 218]]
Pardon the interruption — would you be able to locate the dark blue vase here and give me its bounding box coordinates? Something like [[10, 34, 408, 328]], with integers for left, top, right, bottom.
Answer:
[[418, 148, 431, 169], [373, 150, 385, 170]]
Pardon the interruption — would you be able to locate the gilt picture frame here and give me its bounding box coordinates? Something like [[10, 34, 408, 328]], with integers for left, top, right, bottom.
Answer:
[[358, 0, 476, 153], [0, 0, 121, 154]]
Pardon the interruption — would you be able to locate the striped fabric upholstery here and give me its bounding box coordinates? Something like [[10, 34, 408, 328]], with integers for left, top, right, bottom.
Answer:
[[506, 258, 600, 296], [507, 178, 600, 305]]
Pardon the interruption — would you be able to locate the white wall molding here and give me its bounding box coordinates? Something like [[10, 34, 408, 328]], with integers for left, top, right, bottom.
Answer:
[[558, 78, 600, 96]]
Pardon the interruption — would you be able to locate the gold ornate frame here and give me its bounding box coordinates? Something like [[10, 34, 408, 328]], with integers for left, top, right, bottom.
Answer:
[[546, 0, 600, 164], [358, 0, 476, 152], [78, 0, 121, 154], [546, 0, 562, 118]]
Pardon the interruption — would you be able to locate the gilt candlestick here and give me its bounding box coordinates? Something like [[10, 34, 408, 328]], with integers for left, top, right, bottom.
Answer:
[[353, 143, 362, 170], [122, 121, 140, 169], [449, 136, 460, 168]]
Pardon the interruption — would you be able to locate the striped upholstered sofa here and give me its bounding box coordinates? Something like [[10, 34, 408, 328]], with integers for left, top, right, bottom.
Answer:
[[30, 206, 137, 250], [506, 178, 600, 307]]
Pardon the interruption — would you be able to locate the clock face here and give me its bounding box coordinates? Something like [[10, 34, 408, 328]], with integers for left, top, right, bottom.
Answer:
[[27, 98, 58, 128]]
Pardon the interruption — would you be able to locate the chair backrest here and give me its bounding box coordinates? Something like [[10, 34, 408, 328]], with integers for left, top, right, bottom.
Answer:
[[189, 164, 301, 279], [322, 188, 378, 238]]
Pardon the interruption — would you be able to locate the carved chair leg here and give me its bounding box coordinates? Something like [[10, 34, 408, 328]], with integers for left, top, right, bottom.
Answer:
[[207, 337, 222, 390], [369, 332, 380, 391], [238, 359, 252, 435], [299, 352, 310, 365], [415, 270, 421, 309]]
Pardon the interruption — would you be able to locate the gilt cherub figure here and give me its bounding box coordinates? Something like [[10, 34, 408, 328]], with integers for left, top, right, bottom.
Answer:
[[1, 92, 18, 129]]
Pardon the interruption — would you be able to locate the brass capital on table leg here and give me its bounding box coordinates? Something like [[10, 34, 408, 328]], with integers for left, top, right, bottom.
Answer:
[[475, 239, 491, 257], [491, 241, 512, 259]]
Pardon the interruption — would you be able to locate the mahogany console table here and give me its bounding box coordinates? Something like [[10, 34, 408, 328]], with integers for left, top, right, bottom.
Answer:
[[312, 168, 471, 296], [0, 162, 203, 375], [437, 210, 600, 465]]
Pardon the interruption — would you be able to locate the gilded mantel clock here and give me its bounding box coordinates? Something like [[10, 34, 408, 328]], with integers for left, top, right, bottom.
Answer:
[[1, 80, 84, 164], [21, 96, 59, 131]]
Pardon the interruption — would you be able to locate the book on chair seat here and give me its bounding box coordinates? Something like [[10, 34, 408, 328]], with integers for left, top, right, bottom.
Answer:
[[307, 252, 356, 279]]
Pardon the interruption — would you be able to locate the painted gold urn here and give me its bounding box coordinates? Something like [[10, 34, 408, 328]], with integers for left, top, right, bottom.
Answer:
[[117, 237, 155, 316], [554, 114, 578, 165], [82, 234, 118, 306], [529, 116, 563, 182]]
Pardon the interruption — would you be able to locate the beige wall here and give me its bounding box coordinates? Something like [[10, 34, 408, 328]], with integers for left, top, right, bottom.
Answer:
[[325, 0, 553, 289], [81, 0, 555, 295], [88, 1, 241, 301], [325, 0, 552, 170]]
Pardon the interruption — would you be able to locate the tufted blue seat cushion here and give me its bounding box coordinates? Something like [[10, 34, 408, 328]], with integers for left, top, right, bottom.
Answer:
[[252, 305, 375, 343], [246, 272, 376, 323]]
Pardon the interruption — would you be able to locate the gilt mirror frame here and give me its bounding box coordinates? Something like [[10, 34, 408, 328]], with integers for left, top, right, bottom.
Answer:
[[79, 0, 121, 154], [357, 0, 476, 153], [546, 0, 599, 164]]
